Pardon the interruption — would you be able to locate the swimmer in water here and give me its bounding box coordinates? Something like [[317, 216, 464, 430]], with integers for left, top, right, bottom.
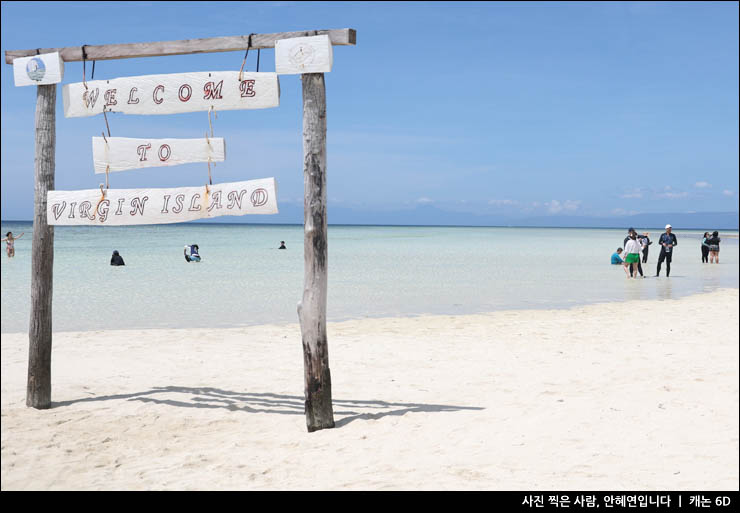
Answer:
[[110, 250, 125, 266], [279, 241, 286, 249], [2, 231, 24, 258], [184, 244, 201, 262]]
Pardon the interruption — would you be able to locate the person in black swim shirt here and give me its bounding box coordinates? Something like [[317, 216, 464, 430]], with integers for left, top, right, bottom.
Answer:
[[701, 232, 710, 263], [640, 232, 652, 263], [279, 241, 286, 249], [110, 250, 125, 266], [656, 224, 678, 277]]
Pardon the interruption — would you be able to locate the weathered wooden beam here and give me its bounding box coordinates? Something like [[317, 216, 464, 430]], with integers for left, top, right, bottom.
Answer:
[[5, 29, 356, 64], [27, 84, 56, 409], [297, 72, 334, 432]]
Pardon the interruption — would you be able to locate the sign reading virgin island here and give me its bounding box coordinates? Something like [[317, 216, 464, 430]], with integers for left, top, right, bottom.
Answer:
[[47, 178, 278, 226], [92, 137, 226, 174], [62, 71, 279, 118]]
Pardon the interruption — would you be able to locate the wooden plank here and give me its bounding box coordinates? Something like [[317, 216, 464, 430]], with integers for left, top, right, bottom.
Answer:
[[276, 35, 332, 75], [92, 137, 225, 174], [5, 29, 356, 64], [13, 52, 64, 86], [297, 73, 334, 432], [47, 178, 278, 226], [27, 84, 56, 409], [63, 71, 279, 118]]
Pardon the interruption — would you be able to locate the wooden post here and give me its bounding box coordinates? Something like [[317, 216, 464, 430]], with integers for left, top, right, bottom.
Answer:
[[298, 72, 334, 432], [27, 84, 56, 409]]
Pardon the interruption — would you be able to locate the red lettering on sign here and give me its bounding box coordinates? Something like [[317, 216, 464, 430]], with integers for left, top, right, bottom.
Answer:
[[137, 144, 151, 161], [203, 80, 224, 100], [158, 144, 171, 162], [153, 85, 164, 104], [178, 84, 192, 102], [83, 88, 99, 109], [239, 80, 256, 98], [104, 89, 118, 107], [127, 87, 140, 104]]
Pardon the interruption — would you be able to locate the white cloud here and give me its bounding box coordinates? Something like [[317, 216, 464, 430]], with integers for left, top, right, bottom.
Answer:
[[563, 200, 581, 211], [611, 208, 638, 216], [656, 187, 688, 199], [694, 181, 711, 188], [723, 189, 735, 196], [546, 200, 562, 213], [620, 188, 644, 199], [545, 199, 580, 214], [416, 197, 433, 204], [658, 191, 689, 199], [488, 199, 518, 207]]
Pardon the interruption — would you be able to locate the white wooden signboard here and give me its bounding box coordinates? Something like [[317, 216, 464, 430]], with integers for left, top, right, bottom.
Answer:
[[92, 137, 225, 174], [275, 35, 333, 75], [47, 178, 278, 226], [13, 52, 64, 86], [62, 71, 280, 118]]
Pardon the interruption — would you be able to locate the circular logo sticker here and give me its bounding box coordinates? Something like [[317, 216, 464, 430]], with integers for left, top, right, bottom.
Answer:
[[288, 43, 314, 69], [26, 58, 46, 82]]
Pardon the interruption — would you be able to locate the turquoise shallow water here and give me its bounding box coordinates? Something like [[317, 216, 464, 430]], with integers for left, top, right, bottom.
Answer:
[[1, 221, 738, 333]]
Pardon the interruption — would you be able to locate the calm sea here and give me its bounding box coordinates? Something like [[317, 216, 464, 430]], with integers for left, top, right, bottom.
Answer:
[[1, 221, 738, 333]]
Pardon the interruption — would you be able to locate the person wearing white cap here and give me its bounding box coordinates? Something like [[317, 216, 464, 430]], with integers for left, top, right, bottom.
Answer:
[[656, 224, 678, 277]]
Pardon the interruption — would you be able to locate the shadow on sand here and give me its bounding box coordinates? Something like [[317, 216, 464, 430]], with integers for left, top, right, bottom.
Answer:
[[52, 386, 484, 428]]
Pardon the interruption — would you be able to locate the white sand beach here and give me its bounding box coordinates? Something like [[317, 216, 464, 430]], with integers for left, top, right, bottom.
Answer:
[[1, 289, 738, 490]]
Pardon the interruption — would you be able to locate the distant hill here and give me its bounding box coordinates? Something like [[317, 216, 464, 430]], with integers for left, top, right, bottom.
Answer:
[[192, 205, 738, 230]]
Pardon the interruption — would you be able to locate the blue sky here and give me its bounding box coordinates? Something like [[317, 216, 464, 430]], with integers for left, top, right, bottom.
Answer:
[[1, 1, 738, 222]]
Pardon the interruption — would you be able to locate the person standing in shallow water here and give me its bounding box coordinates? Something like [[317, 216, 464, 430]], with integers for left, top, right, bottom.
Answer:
[[656, 224, 678, 277], [2, 231, 24, 258], [707, 231, 721, 264], [701, 232, 710, 263], [279, 241, 286, 249], [623, 228, 646, 277], [640, 232, 651, 263], [623, 233, 643, 279]]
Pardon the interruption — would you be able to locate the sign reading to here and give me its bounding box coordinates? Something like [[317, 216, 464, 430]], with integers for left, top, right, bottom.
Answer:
[[62, 71, 280, 118], [13, 52, 64, 86], [92, 137, 226, 174], [47, 178, 278, 226], [275, 35, 333, 75]]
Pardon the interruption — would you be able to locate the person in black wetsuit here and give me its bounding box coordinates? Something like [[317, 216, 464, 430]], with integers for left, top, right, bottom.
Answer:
[[640, 232, 652, 263], [656, 224, 678, 277], [701, 232, 710, 263], [623, 228, 647, 277], [110, 250, 125, 266], [279, 241, 286, 249]]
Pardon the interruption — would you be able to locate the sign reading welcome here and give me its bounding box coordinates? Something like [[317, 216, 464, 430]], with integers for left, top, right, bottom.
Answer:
[[92, 137, 226, 174], [47, 178, 278, 225], [63, 71, 280, 118]]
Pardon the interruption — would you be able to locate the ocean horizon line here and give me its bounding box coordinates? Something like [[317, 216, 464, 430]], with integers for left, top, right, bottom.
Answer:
[[2, 219, 738, 231]]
